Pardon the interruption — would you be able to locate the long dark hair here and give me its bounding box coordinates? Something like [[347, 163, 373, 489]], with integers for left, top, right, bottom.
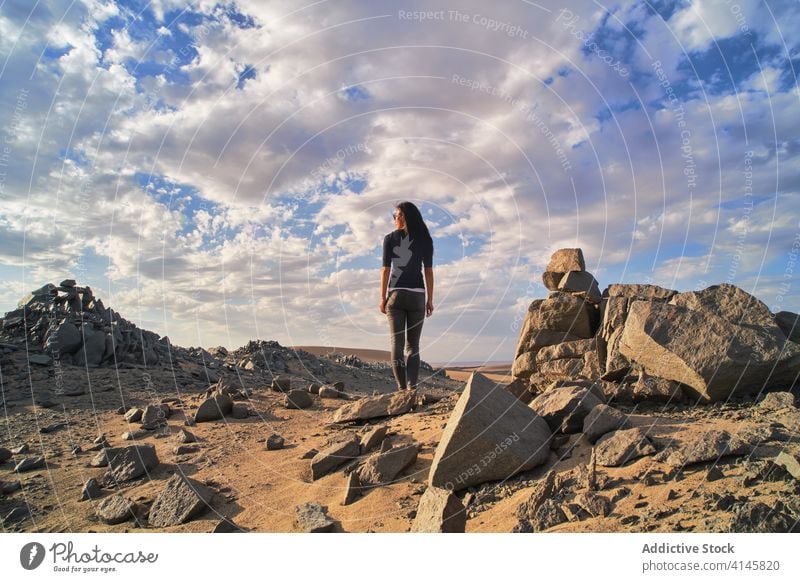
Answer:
[[396, 201, 433, 250]]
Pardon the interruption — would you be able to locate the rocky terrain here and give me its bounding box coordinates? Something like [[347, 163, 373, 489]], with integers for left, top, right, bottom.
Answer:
[[0, 256, 799, 533]]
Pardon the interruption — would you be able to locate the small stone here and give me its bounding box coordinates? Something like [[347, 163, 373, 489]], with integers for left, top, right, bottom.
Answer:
[[80, 478, 102, 501], [285, 389, 313, 409], [266, 434, 285, 451], [294, 502, 335, 532], [174, 428, 197, 444], [124, 408, 144, 423], [96, 495, 137, 525], [173, 445, 200, 455], [705, 466, 725, 482], [231, 403, 249, 419]]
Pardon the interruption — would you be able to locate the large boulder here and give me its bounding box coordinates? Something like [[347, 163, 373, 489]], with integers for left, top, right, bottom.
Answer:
[[332, 391, 416, 423], [44, 320, 82, 355], [194, 394, 233, 423], [73, 324, 107, 367], [668, 283, 775, 329], [619, 297, 800, 402], [428, 372, 551, 491], [310, 438, 360, 480]]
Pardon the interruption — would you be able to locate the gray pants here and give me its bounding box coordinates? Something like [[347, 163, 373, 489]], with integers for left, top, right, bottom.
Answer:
[[386, 289, 426, 390]]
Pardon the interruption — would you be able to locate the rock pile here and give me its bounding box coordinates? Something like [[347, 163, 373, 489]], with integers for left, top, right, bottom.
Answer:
[[0, 279, 171, 367], [513, 249, 800, 404]]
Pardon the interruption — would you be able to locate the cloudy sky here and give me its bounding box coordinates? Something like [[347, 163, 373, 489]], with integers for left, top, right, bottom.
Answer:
[[0, 0, 798, 363]]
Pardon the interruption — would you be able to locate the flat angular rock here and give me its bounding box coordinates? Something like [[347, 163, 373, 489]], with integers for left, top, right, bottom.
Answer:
[[140, 404, 169, 429], [411, 487, 467, 533], [669, 283, 776, 329], [148, 474, 213, 527], [582, 404, 630, 443], [121, 429, 151, 441], [604, 284, 677, 300], [310, 438, 360, 480], [558, 271, 601, 303], [429, 372, 551, 491], [29, 354, 52, 365], [104, 444, 159, 484], [541, 271, 563, 291], [661, 429, 755, 467], [124, 408, 143, 423], [0, 447, 11, 463], [730, 502, 799, 533], [285, 389, 313, 409], [356, 443, 419, 486], [530, 386, 603, 433], [774, 452, 800, 480], [547, 248, 585, 272], [174, 428, 197, 444], [595, 428, 656, 467], [194, 394, 233, 423], [90, 450, 110, 467], [341, 472, 363, 506], [359, 425, 388, 454], [271, 376, 291, 393], [294, 502, 335, 532], [96, 495, 137, 525], [619, 298, 800, 402], [14, 456, 45, 473], [80, 478, 102, 501], [319, 385, 341, 399], [332, 391, 415, 423], [231, 403, 249, 419]]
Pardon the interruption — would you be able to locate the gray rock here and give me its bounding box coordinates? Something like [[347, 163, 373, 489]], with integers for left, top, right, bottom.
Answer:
[[582, 404, 631, 443], [124, 408, 143, 423], [341, 472, 363, 506], [148, 474, 213, 527], [80, 478, 102, 501], [173, 445, 200, 455], [573, 491, 612, 517], [0, 447, 11, 463], [271, 376, 291, 393], [45, 320, 82, 355], [14, 456, 45, 473], [3, 505, 32, 524], [212, 518, 245, 533], [11, 444, 29, 454], [294, 502, 335, 532], [604, 284, 677, 300], [530, 498, 568, 532], [530, 386, 603, 433], [359, 425, 388, 454], [310, 438, 360, 480], [332, 391, 416, 423], [541, 271, 563, 291], [90, 450, 110, 467], [429, 372, 551, 491], [662, 429, 758, 467], [619, 298, 800, 402], [29, 354, 52, 365], [356, 443, 419, 486], [514, 470, 557, 530], [140, 404, 170, 430], [73, 324, 106, 367], [104, 444, 159, 484], [2, 480, 22, 494], [194, 394, 233, 423], [266, 434, 285, 450], [121, 429, 151, 441], [96, 494, 137, 525], [669, 283, 776, 329], [595, 428, 656, 467], [411, 487, 467, 532], [174, 428, 196, 444], [319, 385, 341, 399], [231, 403, 249, 419], [285, 389, 313, 409]]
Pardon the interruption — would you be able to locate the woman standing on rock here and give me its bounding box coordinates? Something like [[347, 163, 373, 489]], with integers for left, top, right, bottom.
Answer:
[[379, 202, 434, 391]]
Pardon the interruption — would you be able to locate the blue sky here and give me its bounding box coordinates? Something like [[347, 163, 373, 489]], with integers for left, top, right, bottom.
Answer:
[[0, 0, 798, 363]]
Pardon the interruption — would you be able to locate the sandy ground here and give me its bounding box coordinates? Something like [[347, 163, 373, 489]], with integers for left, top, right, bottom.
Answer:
[[1, 347, 798, 533]]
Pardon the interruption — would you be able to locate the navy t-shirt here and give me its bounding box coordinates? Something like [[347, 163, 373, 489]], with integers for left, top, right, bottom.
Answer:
[[382, 229, 433, 292]]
